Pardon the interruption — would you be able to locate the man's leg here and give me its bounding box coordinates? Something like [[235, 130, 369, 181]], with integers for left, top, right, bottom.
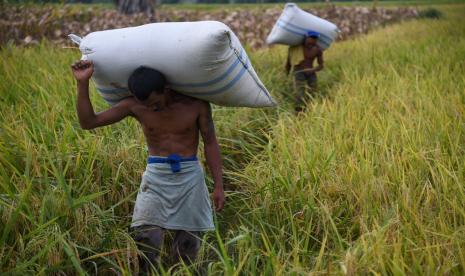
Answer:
[[307, 73, 318, 96], [170, 230, 202, 265], [132, 225, 164, 274], [293, 72, 307, 112]]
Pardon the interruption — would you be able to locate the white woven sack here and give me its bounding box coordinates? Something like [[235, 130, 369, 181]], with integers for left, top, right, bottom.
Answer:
[[266, 3, 339, 50], [69, 21, 276, 107]]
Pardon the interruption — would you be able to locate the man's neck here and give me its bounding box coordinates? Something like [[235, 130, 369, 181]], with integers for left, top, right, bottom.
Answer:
[[153, 101, 165, 111]]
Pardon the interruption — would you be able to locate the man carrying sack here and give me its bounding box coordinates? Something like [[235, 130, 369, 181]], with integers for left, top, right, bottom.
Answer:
[[285, 31, 324, 112], [71, 61, 225, 273]]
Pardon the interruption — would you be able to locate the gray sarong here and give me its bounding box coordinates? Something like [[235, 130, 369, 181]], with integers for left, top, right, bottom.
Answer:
[[131, 158, 214, 231]]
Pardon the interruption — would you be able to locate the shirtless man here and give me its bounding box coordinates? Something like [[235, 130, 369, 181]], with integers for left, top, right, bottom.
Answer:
[[285, 31, 324, 112], [71, 60, 225, 273]]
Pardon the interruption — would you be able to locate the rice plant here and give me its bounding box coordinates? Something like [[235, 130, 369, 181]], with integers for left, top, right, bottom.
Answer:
[[1, 4, 464, 275]]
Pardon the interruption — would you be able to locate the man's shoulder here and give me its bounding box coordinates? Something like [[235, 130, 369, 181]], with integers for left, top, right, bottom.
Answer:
[[185, 97, 210, 113], [172, 91, 208, 107], [118, 96, 139, 107], [188, 96, 210, 109], [289, 45, 304, 54], [117, 96, 146, 113]]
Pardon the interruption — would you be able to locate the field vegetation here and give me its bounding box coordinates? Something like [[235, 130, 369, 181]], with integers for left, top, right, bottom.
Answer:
[[1, 3, 465, 275]]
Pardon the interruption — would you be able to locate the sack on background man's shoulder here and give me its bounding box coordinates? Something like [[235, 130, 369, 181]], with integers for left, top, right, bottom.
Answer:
[[266, 3, 339, 50]]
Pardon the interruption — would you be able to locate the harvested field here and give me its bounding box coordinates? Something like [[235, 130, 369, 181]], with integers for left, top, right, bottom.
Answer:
[[1, 5, 418, 49]]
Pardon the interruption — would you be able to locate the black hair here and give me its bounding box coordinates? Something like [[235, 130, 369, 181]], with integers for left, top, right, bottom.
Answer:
[[128, 66, 166, 101], [302, 36, 318, 46]]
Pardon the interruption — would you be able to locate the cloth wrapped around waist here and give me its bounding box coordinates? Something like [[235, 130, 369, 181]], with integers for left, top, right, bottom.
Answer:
[[131, 156, 214, 231]]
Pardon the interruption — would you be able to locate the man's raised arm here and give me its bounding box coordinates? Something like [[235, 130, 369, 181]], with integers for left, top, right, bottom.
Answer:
[[71, 60, 134, 130]]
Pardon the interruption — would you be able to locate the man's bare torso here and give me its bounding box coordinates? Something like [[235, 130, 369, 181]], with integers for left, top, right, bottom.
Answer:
[[295, 45, 322, 73], [125, 93, 204, 157]]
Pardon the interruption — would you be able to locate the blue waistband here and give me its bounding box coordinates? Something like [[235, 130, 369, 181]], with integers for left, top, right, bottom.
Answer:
[[147, 154, 198, 173]]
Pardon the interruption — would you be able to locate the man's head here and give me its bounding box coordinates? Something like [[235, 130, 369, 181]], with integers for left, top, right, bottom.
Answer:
[[304, 31, 320, 47], [128, 66, 167, 105]]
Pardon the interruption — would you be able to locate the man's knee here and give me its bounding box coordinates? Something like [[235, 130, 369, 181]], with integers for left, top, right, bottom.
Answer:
[[308, 75, 317, 90], [171, 231, 202, 263], [132, 225, 164, 268]]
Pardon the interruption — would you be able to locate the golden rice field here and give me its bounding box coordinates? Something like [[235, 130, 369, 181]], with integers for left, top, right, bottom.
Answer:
[[1, 3, 464, 275]]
